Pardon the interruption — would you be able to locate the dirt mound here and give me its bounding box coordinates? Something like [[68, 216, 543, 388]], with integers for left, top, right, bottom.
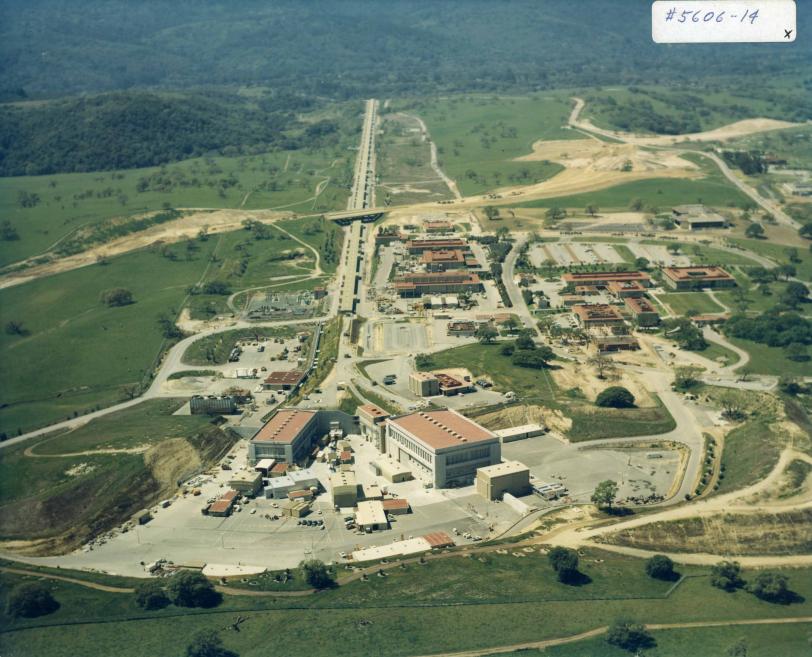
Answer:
[[144, 437, 202, 490], [475, 404, 572, 433]]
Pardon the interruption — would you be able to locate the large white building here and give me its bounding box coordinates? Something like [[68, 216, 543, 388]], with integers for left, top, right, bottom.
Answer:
[[385, 409, 500, 488]]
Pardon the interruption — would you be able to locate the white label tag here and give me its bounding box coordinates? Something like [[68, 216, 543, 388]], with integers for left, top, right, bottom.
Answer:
[[652, 1, 796, 42]]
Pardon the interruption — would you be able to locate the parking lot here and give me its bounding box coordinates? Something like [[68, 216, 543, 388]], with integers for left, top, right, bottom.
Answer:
[[528, 242, 625, 268]]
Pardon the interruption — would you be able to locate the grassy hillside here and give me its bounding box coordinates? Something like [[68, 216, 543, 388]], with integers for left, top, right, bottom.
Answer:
[[0, 399, 236, 553]]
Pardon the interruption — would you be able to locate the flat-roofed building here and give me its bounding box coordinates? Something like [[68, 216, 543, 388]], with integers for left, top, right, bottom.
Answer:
[[672, 205, 728, 230], [624, 296, 660, 326], [691, 313, 731, 326], [355, 500, 389, 531], [434, 371, 474, 396], [572, 304, 626, 328], [227, 470, 263, 497], [494, 424, 545, 443], [207, 490, 239, 517], [607, 280, 647, 299], [476, 460, 531, 500], [422, 249, 467, 272], [394, 272, 483, 297], [424, 220, 454, 233], [409, 371, 440, 397], [254, 458, 275, 474], [371, 458, 413, 483], [447, 320, 479, 337], [592, 334, 640, 353], [386, 408, 500, 488], [264, 468, 321, 500], [382, 498, 411, 515], [248, 409, 319, 464], [262, 370, 306, 391], [662, 266, 737, 290], [190, 396, 238, 415], [330, 470, 358, 508], [357, 404, 390, 452], [562, 271, 651, 291], [406, 238, 467, 254]]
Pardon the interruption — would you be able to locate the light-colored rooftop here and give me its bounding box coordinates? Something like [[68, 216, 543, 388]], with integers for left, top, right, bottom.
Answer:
[[252, 409, 316, 444], [477, 460, 529, 477], [355, 500, 388, 527], [389, 408, 497, 451]]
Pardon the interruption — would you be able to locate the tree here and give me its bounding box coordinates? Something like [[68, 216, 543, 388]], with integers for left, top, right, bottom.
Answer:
[[186, 630, 237, 657], [591, 480, 618, 510], [511, 346, 553, 369], [784, 342, 809, 362], [778, 375, 802, 395], [799, 224, 812, 240], [202, 280, 231, 295], [545, 206, 566, 224], [300, 559, 335, 589], [587, 354, 614, 379], [645, 554, 676, 580], [100, 287, 134, 307], [776, 263, 796, 281], [134, 580, 170, 610], [630, 198, 644, 211], [780, 281, 809, 308], [475, 324, 498, 344], [547, 546, 579, 583], [666, 242, 681, 255], [495, 225, 510, 240], [167, 571, 221, 608], [747, 572, 791, 604], [595, 386, 635, 408], [673, 365, 703, 391], [515, 332, 535, 350], [585, 204, 598, 217], [634, 256, 650, 271], [6, 582, 59, 618], [0, 220, 20, 241], [717, 390, 746, 421], [157, 314, 183, 339], [4, 320, 27, 336], [606, 618, 655, 652], [745, 223, 765, 239], [711, 560, 744, 591]]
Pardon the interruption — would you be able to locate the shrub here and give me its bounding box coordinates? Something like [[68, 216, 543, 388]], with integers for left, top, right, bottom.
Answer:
[[6, 582, 59, 618], [186, 630, 237, 657], [606, 618, 655, 652], [595, 386, 635, 408], [547, 546, 579, 583], [167, 571, 221, 608], [134, 580, 170, 610], [100, 287, 134, 307], [747, 572, 791, 604], [710, 560, 744, 592], [645, 554, 676, 581], [300, 559, 335, 589]]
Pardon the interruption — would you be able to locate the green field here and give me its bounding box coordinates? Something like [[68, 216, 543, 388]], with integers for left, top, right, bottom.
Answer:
[[512, 176, 749, 212], [519, 623, 812, 657], [0, 242, 223, 436], [0, 399, 235, 547], [725, 338, 812, 378], [2, 548, 811, 657], [0, 149, 351, 268], [660, 292, 725, 317], [407, 95, 576, 195], [565, 396, 677, 442], [274, 215, 344, 275], [728, 238, 812, 281]]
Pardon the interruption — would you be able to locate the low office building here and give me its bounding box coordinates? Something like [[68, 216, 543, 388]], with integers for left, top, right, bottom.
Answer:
[[422, 249, 467, 272], [672, 205, 728, 230], [386, 408, 500, 488], [281, 499, 311, 518], [361, 483, 383, 500], [227, 471, 263, 497], [357, 404, 390, 452], [624, 296, 660, 326], [572, 304, 626, 328], [562, 271, 651, 291], [494, 424, 545, 443], [254, 458, 275, 474], [447, 321, 479, 337], [409, 371, 441, 397], [330, 471, 358, 507], [248, 409, 320, 464], [406, 238, 468, 254], [592, 334, 640, 353], [355, 500, 389, 531], [425, 220, 454, 233], [691, 313, 731, 326], [262, 370, 306, 391], [607, 280, 647, 299], [434, 371, 474, 396], [476, 461, 531, 500], [662, 266, 737, 290], [394, 272, 483, 297]]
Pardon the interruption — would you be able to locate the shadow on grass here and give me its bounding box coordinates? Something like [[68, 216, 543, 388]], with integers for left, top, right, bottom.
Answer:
[[560, 571, 593, 587]]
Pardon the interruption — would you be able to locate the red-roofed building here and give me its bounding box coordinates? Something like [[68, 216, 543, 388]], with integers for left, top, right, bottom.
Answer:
[[406, 238, 467, 254], [394, 272, 483, 297], [562, 271, 651, 291], [207, 489, 239, 517], [572, 304, 626, 328], [382, 498, 411, 515], [386, 408, 500, 488], [662, 266, 736, 290], [262, 370, 306, 391], [423, 531, 455, 548], [249, 409, 319, 464], [624, 296, 660, 326], [422, 249, 467, 271]]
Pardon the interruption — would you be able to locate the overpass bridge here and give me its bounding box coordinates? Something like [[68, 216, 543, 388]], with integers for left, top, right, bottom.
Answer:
[[325, 206, 387, 225]]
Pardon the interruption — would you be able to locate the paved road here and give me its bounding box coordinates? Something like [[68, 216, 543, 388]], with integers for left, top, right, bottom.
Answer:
[[501, 233, 538, 334]]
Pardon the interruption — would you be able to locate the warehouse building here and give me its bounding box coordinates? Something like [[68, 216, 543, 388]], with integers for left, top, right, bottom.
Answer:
[[406, 238, 468, 254], [227, 470, 263, 497], [409, 371, 441, 397], [662, 266, 737, 290], [207, 490, 239, 517], [394, 272, 483, 297], [370, 458, 413, 483], [330, 471, 358, 508], [385, 408, 500, 488], [248, 409, 320, 464], [476, 461, 531, 500], [262, 370, 306, 391], [355, 500, 389, 531], [190, 396, 238, 415]]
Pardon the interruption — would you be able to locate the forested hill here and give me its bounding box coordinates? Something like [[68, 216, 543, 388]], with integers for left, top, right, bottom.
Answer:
[[1, 0, 810, 101], [0, 92, 339, 176]]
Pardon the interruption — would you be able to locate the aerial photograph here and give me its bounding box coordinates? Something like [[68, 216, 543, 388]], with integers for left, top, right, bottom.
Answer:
[[0, 1, 811, 655]]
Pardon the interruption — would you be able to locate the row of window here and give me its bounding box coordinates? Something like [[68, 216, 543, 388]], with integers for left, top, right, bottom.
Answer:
[[445, 445, 492, 466], [388, 428, 434, 465]]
